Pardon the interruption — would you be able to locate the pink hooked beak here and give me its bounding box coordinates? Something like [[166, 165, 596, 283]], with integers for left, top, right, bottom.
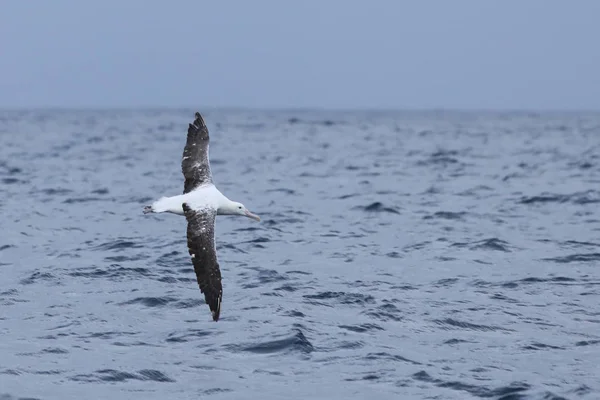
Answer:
[[245, 210, 261, 221]]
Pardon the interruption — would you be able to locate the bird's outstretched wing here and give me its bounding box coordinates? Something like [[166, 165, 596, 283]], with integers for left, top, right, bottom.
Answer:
[[182, 112, 212, 194], [182, 203, 222, 321]]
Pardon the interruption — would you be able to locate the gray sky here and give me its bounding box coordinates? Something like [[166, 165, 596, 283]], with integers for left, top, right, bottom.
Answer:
[[1, 0, 599, 110]]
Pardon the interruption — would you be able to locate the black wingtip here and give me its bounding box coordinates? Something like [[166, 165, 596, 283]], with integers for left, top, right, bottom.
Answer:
[[210, 295, 222, 322], [190, 111, 206, 130]]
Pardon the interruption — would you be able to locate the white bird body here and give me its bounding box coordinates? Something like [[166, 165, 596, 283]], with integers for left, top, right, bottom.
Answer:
[[150, 184, 229, 215], [148, 183, 260, 220]]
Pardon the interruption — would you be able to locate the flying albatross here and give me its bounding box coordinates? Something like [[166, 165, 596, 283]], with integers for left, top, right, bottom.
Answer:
[[143, 112, 260, 321]]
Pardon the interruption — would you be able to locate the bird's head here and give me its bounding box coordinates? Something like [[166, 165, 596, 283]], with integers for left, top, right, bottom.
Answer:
[[229, 201, 261, 221]]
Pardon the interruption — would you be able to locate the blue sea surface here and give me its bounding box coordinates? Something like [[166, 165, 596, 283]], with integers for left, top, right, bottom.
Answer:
[[1, 109, 599, 399]]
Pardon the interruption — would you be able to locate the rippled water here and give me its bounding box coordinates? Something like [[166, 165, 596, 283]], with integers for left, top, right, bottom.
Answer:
[[1, 109, 600, 399]]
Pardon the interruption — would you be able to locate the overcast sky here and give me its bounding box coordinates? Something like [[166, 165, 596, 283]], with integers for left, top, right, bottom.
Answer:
[[1, 0, 598, 110]]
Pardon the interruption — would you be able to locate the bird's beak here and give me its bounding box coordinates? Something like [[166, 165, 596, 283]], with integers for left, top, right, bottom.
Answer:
[[245, 210, 261, 221]]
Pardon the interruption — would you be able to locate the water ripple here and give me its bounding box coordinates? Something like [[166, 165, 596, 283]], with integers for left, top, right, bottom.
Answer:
[[2, 109, 599, 399]]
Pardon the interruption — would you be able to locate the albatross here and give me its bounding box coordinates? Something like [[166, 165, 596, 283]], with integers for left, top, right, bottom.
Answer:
[[143, 112, 260, 322]]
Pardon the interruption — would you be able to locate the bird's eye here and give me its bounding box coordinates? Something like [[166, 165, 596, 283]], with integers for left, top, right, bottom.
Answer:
[[238, 206, 242, 209]]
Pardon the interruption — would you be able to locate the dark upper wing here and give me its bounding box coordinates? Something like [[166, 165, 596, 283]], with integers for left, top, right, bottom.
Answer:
[[182, 112, 213, 194], [182, 203, 223, 321]]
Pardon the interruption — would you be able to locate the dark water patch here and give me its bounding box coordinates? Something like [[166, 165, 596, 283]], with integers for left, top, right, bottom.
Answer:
[[242, 268, 288, 289], [456, 185, 495, 196], [68, 265, 153, 280], [227, 329, 313, 354], [217, 242, 247, 254], [542, 253, 600, 263], [439, 256, 458, 262], [490, 293, 520, 303], [287, 117, 336, 126], [412, 370, 531, 398], [561, 240, 600, 248], [389, 284, 419, 291], [157, 276, 195, 284], [19, 271, 58, 285], [354, 202, 400, 214], [519, 190, 600, 205], [569, 160, 595, 170], [91, 188, 109, 195], [452, 238, 512, 252], [80, 331, 138, 340], [365, 352, 422, 365], [338, 193, 359, 199], [575, 340, 600, 347], [166, 329, 213, 343], [339, 323, 384, 333], [285, 270, 311, 275], [501, 276, 577, 288], [155, 250, 188, 268], [274, 283, 300, 292], [37, 188, 73, 196], [235, 226, 261, 232], [345, 164, 366, 171], [570, 385, 594, 396], [284, 310, 305, 318], [338, 341, 365, 349], [433, 278, 459, 287], [2, 178, 22, 184], [266, 188, 296, 195], [347, 279, 392, 288], [47, 321, 81, 331], [240, 237, 271, 249], [70, 369, 175, 383], [0, 245, 14, 251], [245, 237, 271, 244], [423, 211, 468, 221], [0, 289, 18, 297], [92, 239, 143, 251], [499, 276, 578, 289], [131, 195, 153, 204], [385, 251, 402, 258], [416, 150, 461, 167], [118, 296, 202, 309], [421, 185, 442, 194], [403, 241, 431, 252], [303, 291, 376, 306], [253, 368, 284, 376], [33, 369, 63, 375], [252, 267, 288, 284], [0, 395, 42, 400], [522, 342, 565, 351], [432, 318, 513, 332], [201, 388, 234, 395], [104, 254, 148, 262], [443, 338, 472, 345], [63, 197, 107, 204], [41, 347, 69, 354], [364, 302, 404, 322], [112, 341, 157, 347], [472, 238, 512, 252], [0, 370, 21, 376], [0, 163, 22, 174]]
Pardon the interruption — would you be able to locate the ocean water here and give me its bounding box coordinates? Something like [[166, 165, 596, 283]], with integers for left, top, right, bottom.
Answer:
[[1, 109, 599, 400]]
